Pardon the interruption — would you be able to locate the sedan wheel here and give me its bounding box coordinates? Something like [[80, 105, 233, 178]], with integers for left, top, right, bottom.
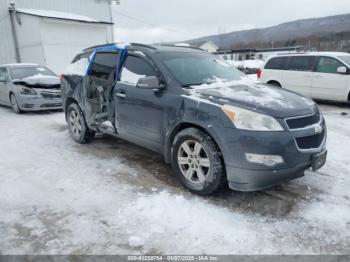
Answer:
[[10, 94, 21, 114]]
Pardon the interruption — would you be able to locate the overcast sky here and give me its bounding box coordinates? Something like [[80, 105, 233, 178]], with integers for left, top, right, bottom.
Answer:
[[112, 0, 350, 44]]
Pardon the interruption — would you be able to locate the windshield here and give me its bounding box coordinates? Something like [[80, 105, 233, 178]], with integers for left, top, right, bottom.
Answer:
[[158, 52, 243, 86], [338, 56, 350, 67], [10, 66, 56, 80]]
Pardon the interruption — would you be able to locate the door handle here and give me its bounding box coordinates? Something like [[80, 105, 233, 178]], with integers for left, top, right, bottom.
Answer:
[[115, 92, 126, 98]]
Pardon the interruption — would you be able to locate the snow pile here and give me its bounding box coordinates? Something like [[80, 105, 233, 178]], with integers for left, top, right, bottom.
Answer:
[[227, 60, 264, 69], [174, 43, 191, 47]]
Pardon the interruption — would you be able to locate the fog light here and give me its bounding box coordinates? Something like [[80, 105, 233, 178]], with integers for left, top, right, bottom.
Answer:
[[245, 153, 284, 167]]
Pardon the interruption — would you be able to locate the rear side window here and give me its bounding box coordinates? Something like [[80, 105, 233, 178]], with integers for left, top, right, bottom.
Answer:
[[90, 52, 119, 86], [264, 57, 288, 70], [287, 56, 315, 72], [121, 56, 157, 85], [316, 57, 344, 74]]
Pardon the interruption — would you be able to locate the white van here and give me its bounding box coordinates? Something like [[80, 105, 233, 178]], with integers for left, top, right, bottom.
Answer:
[[258, 52, 350, 102]]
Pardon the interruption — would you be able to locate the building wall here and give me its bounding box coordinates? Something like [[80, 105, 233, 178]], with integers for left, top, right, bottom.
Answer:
[[0, 0, 112, 64], [199, 42, 218, 53], [40, 19, 113, 73]]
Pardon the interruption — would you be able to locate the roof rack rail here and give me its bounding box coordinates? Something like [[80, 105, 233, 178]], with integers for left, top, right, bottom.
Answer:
[[159, 44, 204, 51], [129, 43, 157, 50], [82, 42, 158, 53], [82, 43, 120, 52], [277, 52, 309, 55]]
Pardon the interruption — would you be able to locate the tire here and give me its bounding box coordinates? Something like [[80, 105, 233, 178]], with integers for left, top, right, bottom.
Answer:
[[268, 81, 281, 88], [10, 93, 22, 114], [171, 128, 226, 196], [66, 103, 95, 144]]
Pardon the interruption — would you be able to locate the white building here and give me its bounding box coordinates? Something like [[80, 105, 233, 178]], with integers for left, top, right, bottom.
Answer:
[[187, 41, 219, 53], [216, 46, 306, 61], [0, 0, 114, 73]]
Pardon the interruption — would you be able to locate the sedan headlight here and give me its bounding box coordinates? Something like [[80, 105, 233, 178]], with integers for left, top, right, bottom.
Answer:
[[222, 105, 283, 131], [19, 86, 37, 95]]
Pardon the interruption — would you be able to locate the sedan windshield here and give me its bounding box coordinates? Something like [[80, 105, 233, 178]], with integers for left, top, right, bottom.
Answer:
[[10, 66, 56, 80], [338, 56, 350, 67], [158, 52, 243, 87]]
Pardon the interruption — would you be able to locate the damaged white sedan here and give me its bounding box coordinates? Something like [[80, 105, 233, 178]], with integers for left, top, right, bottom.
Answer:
[[0, 63, 62, 113]]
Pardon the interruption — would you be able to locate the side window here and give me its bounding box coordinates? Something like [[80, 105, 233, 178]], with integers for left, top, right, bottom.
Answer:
[[120, 56, 157, 85], [287, 56, 315, 72], [0, 68, 8, 82], [264, 57, 288, 70], [316, 57, 344, 74], [90, 52, 119, 86]]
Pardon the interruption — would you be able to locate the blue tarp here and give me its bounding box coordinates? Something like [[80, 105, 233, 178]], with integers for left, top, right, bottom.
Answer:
[[85, 44, 128, 81]]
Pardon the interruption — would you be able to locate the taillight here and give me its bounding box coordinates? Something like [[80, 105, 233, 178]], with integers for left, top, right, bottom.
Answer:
[[59, 74, 64, 81], [257, 68, 262, 79]]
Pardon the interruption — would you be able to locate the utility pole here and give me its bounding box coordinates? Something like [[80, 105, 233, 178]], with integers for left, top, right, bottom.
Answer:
[[110, 0, 121, 43]]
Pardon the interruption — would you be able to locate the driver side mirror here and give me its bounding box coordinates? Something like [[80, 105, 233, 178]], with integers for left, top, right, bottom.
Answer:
[[136, 76, 162, 89], [337, 66, 348, 74]]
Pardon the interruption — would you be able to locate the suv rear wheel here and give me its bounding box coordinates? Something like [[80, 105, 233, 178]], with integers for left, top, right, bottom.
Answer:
[[67, 103, 95, 144], [171, 128, 226, 195]]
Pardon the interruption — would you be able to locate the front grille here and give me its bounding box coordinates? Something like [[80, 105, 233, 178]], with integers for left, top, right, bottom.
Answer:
[[286, 112, 321, 130], [295, 130, 325, 150], [41, 93, 62, 99], [40, 103, 62, 108]]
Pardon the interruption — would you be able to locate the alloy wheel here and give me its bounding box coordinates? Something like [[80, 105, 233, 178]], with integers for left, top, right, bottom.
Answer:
[[177, 140, 211, 184], [69, 109, 82, 138], [10, 94, 20, 113]]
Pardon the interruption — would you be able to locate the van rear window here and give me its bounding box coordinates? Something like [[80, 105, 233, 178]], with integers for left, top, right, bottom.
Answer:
[[264, 57, 288, 70]]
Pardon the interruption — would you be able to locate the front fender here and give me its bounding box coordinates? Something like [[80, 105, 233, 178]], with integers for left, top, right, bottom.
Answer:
[[163, 97, 229, 164]]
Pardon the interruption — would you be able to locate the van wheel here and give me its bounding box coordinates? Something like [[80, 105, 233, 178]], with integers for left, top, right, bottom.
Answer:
[[268, 81, 281, 87], [67, 103, 95, 144], [10, 93, 22, 114], [171, 128, 226, 196]]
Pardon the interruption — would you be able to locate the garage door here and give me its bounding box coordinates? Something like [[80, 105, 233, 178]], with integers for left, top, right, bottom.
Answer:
[[40, 20, 113, 73]]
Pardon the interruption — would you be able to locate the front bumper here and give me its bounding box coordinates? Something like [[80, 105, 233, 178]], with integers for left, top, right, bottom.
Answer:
[[215, 118, 327, 192], [17, 94, 62, 111]]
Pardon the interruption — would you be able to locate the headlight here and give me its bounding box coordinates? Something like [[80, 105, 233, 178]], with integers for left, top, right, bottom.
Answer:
[[222, 104, 283, 131], [19, 86, 37, 95]]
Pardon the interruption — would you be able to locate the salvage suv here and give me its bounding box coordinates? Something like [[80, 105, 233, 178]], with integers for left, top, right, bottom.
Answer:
[[61, 43, 327, 195]]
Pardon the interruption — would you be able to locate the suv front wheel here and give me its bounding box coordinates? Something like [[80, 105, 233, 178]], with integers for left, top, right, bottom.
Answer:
[[171, 128, 226, 195], [67, 103, 95, 144]]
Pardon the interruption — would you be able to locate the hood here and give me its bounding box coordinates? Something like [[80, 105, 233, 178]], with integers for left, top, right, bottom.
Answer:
[[13, 75, 60, 89], [186, 78, 317, 118]]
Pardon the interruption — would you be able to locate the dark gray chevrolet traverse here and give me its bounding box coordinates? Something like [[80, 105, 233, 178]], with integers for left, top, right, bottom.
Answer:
[[61, 43, 327, 195]]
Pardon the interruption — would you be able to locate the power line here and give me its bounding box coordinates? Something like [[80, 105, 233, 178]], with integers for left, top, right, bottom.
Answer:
[[113, 10, 199, 38]]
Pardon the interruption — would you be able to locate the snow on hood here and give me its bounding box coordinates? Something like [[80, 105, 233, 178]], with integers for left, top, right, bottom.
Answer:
[[185, 77, 316, 117], [14, 74, 59, 86]]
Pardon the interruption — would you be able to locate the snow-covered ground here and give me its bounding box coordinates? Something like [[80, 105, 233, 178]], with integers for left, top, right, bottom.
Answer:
[[0, 104, 349, 255]]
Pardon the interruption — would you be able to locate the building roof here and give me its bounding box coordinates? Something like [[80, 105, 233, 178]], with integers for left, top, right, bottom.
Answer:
[[186, 40, 219, 50], [15, 8, 113, 25], [1, 63, 39, 68], [216, 46, 304, 54]]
